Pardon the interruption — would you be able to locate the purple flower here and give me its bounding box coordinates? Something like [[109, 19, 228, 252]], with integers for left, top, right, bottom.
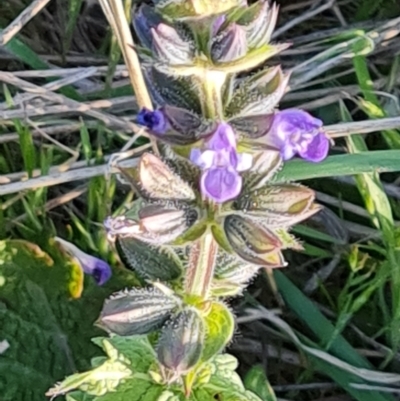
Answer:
[[136, 108, 168, 135], [190, 123, 252, 203], [268, 109, 329, 162], [54, 237, 112, 286]]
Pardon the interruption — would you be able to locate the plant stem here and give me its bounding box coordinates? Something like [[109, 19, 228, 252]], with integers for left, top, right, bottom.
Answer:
[[185, 229, 218, 298], [98, 0, 158, 152], [183, 69, 226, 299], [200, 69, 227, 120]]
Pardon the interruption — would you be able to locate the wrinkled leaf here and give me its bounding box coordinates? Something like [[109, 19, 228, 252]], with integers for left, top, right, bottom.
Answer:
[[202, 302, 235, 362]]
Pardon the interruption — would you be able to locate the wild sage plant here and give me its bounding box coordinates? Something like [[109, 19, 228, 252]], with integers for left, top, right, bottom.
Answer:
[[48, 0, 330, 399]]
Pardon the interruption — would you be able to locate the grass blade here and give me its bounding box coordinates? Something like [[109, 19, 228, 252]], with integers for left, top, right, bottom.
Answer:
[[274, 150, 400, 183]]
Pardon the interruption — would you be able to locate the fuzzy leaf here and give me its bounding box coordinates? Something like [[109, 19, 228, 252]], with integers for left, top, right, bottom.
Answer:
[[116, 237, 183, 281], [98, 287, 179, 336], [145, 66, 201, 113], [201, 302, 235, 362], [0, 240, 136, 401], [226, 67, 288, 117], [46, 358, 132, 397], [119, 153, 196, 201]]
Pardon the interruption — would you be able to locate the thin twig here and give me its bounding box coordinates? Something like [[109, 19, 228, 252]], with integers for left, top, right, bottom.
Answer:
[[325, 116, 400, 138], [0, 0, 52, 45], [273, 0, 336, 39], [98, 0, 152, 109], [0, 72, 142, 134]]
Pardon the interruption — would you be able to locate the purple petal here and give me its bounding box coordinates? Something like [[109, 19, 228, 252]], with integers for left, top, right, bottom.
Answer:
[[211, 15, 226, 37], [190, 149, 215, 169], [136, 108, 168, 135], [267, 109, 328, 162], [79, 256, 112, 286], [207, 123, 236, 151], [280, 141, 297, 161], [298, 132, 329, 163], [201, 167, 242, 203], [54, 237, 112, 286], [189, 148, 202, 165]]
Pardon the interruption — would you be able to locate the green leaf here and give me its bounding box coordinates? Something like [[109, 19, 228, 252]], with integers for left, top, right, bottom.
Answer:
[[244, 366, 277, 401], [67, 391, 95, 401], [0, 239, 136, 401], [201, 302, 235, 362], [93, 379, 163, 401], [274, 151, 400, 183], [92, 336, 156, 373], [4, 36, 82, 100], [207, 354, 244, 392], [47, 359, 132, 397]]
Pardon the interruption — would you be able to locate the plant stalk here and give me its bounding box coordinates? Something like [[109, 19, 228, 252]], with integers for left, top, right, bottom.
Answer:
[[185, 229, 218, 298]]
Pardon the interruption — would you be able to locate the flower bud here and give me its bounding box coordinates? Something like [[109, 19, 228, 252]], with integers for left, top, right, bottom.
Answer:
[[229, 114, 274, 139], [154, 0, 246, 19], [144, 65, 201, 113], [151, 23, 194, 64], [157, 307, 205, 373], [136, 106, 214, 146], [226, 67, 289, 117], [133, 5, 163, 49], [238, 1, 279, 49], [116, 236, 183, 282], [99, 287, 179, 336], [234, 184, 317, 227], [118, 153, 196, 201], [215, 250, 260, 285], [211, 23, 247, 63], [104, 204, 198, 246], [224, 214, 285, 267]]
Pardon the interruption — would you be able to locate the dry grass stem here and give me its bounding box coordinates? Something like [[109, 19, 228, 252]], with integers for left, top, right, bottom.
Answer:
[[0, 0, 53, 45]]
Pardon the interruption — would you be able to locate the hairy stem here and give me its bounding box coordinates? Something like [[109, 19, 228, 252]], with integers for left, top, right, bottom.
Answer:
[[184, 69, 227, 298], [185, 229, 218, 298], [200, 69, 227, 119]]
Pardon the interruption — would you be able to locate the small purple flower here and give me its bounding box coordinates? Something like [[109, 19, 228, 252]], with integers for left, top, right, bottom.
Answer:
[[136, 108, 168, 135], [190, 123, 252, 203], [55, 237, 112, 286], [268, 109, 329, 162]]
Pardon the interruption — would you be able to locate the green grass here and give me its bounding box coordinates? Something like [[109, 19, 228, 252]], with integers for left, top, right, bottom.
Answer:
[[1, 1, 400, 401]]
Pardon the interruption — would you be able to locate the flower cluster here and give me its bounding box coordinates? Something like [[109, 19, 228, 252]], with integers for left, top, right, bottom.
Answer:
[[137, 107, 329, 203]]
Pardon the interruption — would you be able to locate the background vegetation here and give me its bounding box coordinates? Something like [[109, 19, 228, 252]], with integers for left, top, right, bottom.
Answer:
[[1, 0, 400, 400]]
